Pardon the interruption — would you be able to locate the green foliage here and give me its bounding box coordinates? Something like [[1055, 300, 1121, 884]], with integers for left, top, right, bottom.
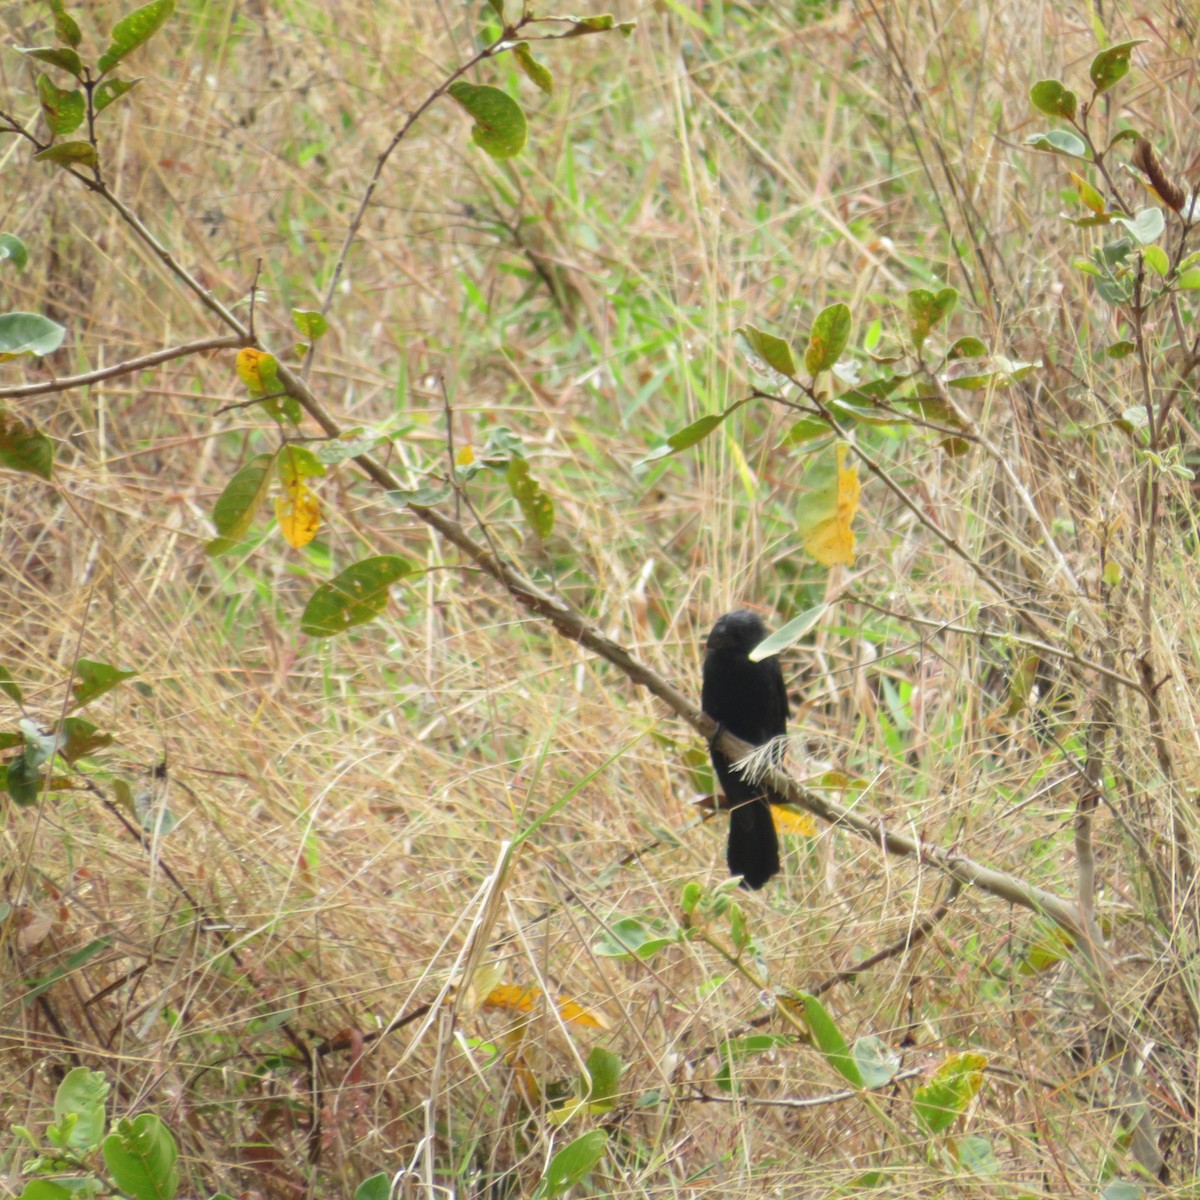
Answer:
[[446, 82, 527, 159], [300, 554, 415, 637], [533, 1129, 608, 1199]]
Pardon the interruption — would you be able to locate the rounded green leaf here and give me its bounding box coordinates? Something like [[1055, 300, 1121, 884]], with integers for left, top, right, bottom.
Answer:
[[0, 411, 54, 479], [805, 302, 852, 375], [37, 73, 85, 135], [1025, 129, 1087, 158], [291, 308, 328, 340], [50, 1, 83, 47], [7, 756, 42, 805], [853, 1035, 901, 1089], [102, 1114, 179, 1200], [1090, 40, 1145, 95], [1029, 79, 1077, 120], [737, 323, 797, 376], [1113, 207, 1164, 245], [300, 554, 414, 637], [0, 233, 29, 270], [0, 312, 65, 358], [1143, 244, 1169, 275], [536, 1129, 608, 1200], [355, 1175, 391, 1200], [446, 82, 527, 159], [53, 1067, 109, 1151]]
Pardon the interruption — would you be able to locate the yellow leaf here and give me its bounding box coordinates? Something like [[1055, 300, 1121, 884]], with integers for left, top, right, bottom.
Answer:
[[235, 348, 279, 397], [275, 481, 320, 548], [798, 440, 860, 566], [773, 806, 817, 837], [456, 444, 476, 466], [482, 984, 608, 1029]]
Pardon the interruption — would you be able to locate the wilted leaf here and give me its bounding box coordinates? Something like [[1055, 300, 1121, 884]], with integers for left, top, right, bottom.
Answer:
[[513, 42, 554, 95], [796, 441, 859, 567], [235, 347, 279, 397], [0, 411, 54, 479], [37, 74, 84, 135], [275, 482, 320, 548]]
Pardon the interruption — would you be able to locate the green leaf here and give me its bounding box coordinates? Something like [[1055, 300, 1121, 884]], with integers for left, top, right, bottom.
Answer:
[[507, 457, 554, 539], [72, 659, 137, 708], [0, 233, 28, 270], [955, 1135, 1000, 1176], [291, 308, 328, 341], [943, 355, 1039, 390], [912, 1052, 987, 1135], [277, 444, 327, 484], [591, 916, 675, 960], [583, 1046, 622, 1108], [638, 400, 751, 464], [1105, 339, 1136, 359], [14, 1180, 75, 1200], [205, 453, 274, 555], [1101, 1183, 1145, 1200], [797, 992, 862, 1086], [1112, 207, 1164, 245], [1177, 269, 1200, 290], [946, 335, 988, 359], [853, 1035, 901, 1089], [749, 605, 828, 660], [17, 46, 84, 77], [737, 323, 797, 376], [0, 663, 22, 704], [0, 312, 66, 358], [906, 286, 957, 351], [513, 42, 554, 95], [387, 482, 453, 507], [97, 0, 176, 76], [95, 77, 140, 113], [48, 0, 83, 46], [313, 429, 386, 464], [1089, 40, 1145, 94], [300, 555, 414, 638], [53, 1067, 109, 1152], [446, 82, 527, 159], [535, 1129, 608, 1200], [716, 1034, 791, 1090], [1029, 79, 1077, 120], [354, 1175, 391, 1200], [1025, 129, 1087, 158], [37, 74, 85, 135], [785, 417, 831, 444], [102, 1114, 179, 1200], [1143, 244, 1169, 275], [0, 411, 54, 479], [804, 302, 852, 375], [7, 756, 42, 805], [33, 140, 97, 167]]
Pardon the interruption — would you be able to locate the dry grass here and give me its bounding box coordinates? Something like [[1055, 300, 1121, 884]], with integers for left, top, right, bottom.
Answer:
[[2, 0, 1200, 1196]]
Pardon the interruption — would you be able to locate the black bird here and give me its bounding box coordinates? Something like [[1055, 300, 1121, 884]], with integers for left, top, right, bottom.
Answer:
[[701, 610, 789, 889]]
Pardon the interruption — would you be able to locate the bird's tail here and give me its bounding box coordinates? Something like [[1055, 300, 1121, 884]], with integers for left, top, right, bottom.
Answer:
[[726, 796, 780, 890]]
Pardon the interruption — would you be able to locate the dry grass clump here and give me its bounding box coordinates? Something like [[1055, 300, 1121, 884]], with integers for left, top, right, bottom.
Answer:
[[2, 0, 1200, 1196]]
